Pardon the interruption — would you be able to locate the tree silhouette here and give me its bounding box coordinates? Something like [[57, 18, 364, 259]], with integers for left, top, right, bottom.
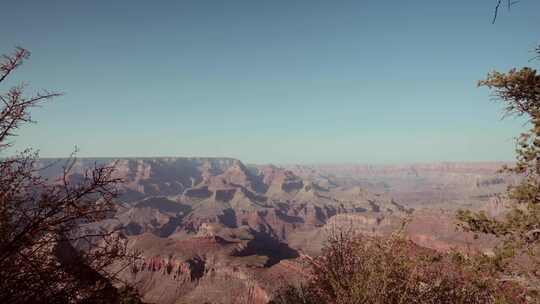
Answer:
[[0, 48, 137, 304]]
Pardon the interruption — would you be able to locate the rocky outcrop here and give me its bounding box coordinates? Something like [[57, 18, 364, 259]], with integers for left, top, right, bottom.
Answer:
[[38, 158, 517, 304]]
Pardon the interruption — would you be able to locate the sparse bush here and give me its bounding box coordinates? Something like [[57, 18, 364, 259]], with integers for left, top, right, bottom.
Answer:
[[272, 230, 527, 304], [0, 47, 140, 303]]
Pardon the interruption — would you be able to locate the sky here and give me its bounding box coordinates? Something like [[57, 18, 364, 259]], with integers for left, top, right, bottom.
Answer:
[[1, 0, 539, 164]]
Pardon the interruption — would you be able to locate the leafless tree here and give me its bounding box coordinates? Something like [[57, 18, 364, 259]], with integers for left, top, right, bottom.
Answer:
[[0, 48, 139, 304]]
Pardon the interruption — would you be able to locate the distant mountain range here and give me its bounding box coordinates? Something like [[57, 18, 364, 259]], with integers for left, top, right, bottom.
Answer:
[[40, 158, 516, 304]]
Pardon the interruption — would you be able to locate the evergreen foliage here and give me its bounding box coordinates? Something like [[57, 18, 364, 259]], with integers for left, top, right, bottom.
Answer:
[[457, 47, 540, 295]]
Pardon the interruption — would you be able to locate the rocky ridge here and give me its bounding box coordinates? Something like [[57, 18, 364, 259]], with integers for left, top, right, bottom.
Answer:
[[41, 158, 515, 304]]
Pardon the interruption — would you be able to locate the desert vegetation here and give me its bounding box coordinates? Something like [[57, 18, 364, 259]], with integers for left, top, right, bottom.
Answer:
[[0, 48, 142, 303], [271, 229, 527, 304], [456, 51, 540, 298]]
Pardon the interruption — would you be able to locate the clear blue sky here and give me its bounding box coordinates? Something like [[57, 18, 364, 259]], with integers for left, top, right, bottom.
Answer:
[[1, 0, 539, 164]]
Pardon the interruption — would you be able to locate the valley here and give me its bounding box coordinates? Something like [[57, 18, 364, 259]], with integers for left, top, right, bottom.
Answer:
[[42, 158, 516, 304]]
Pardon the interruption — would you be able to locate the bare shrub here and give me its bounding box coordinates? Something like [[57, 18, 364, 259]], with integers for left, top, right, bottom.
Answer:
[[272, 230, 527, 304], [0, 48, 137, 304]]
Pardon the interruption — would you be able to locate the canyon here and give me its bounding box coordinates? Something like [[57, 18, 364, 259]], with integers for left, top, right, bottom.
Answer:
[[41, 158, 516, 304]]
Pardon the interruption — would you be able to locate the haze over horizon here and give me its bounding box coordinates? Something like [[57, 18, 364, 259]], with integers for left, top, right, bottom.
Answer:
[[35, 156, 515, 167], [1, 0, 539, 163]]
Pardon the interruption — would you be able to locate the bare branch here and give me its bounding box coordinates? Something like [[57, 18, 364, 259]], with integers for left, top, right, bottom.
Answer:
[[492, 0, 519, 24], [0, 48, 133, 303], [0, 47, 29, 84]]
